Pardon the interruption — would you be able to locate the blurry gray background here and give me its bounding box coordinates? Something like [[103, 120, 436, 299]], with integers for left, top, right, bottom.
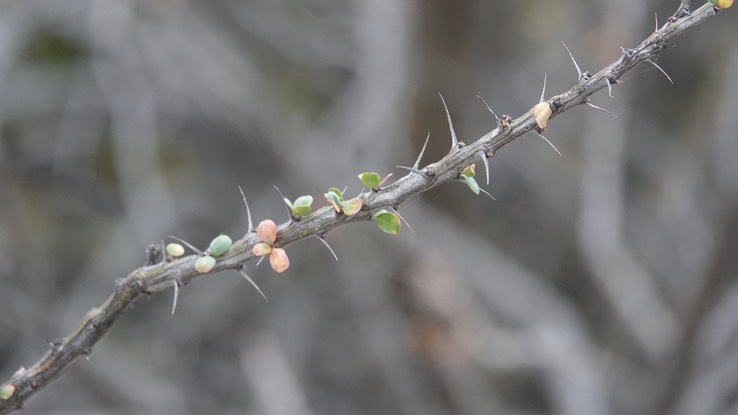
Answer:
[[1, 0, 737, 414]]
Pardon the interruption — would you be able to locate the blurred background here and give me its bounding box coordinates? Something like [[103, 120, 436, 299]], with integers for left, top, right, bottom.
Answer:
[[1, 0, 737, 414]]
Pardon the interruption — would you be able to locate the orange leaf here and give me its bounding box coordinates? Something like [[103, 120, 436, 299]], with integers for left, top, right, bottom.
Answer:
[[269, 248, 290, 273], [257, 220, 277, 244], [533, 101, 552, 131]]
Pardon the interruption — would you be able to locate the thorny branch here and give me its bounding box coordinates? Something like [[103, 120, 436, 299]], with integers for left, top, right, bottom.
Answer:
[[0, 2, 727, 413]]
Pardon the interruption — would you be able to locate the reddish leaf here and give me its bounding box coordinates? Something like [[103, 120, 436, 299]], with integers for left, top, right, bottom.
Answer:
[[257, 220, 277, 244], [270, 248, 290, 273]]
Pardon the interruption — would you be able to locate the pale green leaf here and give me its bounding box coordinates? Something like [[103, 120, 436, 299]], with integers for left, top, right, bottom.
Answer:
[[373, 209, 401, 235]]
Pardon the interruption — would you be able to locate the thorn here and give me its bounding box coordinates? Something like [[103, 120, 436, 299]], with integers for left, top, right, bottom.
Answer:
[[256, 256, 265, 267], [171, 280, 180, 315], [479, 151, 490, 186], [438, 93, 459, 149], [395, 165, 426, 176], [606, 78, 614, 98], [534, 132, 562, 157], [585, 100, 618, 117], [239, 267, 268, 302], [273, 185, 294, 221], [377, 172, 394, 189], [390, 208, 414, 233], [654, 12, 659, 32], [561, 41, 583, 81], [479, 187, 496, 200], [539, 72, 548, 102], [239, 186, 254, 232], [477, 95, 502, 127], [413, 132, 430, 170], [168, 235, 204, 256], [646, 59, 674, 84], [313, 235, 339, 261]]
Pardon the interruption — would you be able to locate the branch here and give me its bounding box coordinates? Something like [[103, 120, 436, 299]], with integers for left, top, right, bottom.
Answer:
[[0, 2, 727, 413]]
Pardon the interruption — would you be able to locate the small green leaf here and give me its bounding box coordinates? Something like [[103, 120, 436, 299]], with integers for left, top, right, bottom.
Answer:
[[462, 164, 476, 177], [194, 256, 217, 273], [0, 384, 16, 400], [461, 175, 480, 195], [327, 187, 344, 201], [252, 242, 272, 256], [341, 196, 363, 216], [293, 195, 313, 207], [166, 243, 185, 258], [292, 195, 313, 216], [358, 172, 381, 189], [292, 205, 311, 217], [207, 234, 232, 257], [373, 209, 401, 235], [325, 191, 343, 212], [283, 197, 293, 209]]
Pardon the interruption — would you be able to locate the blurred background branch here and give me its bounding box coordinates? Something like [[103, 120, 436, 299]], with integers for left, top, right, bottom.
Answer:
[[0, 1, 736, 414]]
